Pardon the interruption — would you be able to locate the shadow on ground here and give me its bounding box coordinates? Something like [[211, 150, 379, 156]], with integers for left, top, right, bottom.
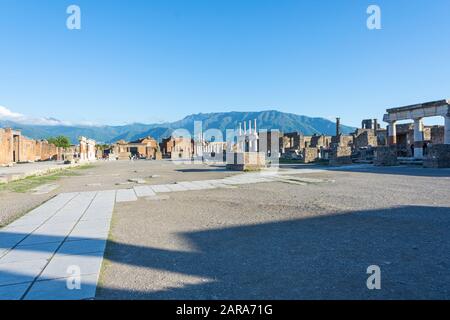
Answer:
[[1, 206, 449, 300], [98, 205, 450, 300]]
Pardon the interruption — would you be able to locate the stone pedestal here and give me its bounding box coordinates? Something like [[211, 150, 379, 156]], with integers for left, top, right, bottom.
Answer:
[[374, 146, 398, 166], [154, 151, 163, 160], [226, 152, 266, 171], [329, 146, 352, 166], [423, 144, 450, 168], [118, 152, 131, 160]]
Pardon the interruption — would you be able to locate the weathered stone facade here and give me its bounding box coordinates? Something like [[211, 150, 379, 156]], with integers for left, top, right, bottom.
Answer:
[[160, 137, 193, 160], [0, 128, 59, 166], [374, 146, 398, 166], [303, 147, 319, 163], [0, 128, 14, 166], [112, 136, 160, 160], [329, 145, 352, 166], [352, 129, 378, 150], [310, 134, 331, 148], [423, 144, 450, 168]]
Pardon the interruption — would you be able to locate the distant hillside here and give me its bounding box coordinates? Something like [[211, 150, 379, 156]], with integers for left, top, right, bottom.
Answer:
[[0, 110, 355, 144]]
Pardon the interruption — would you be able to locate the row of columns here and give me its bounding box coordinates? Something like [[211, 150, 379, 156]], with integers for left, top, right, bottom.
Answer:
[[387, 114, 450, 158], [237, 120, 258, 152]]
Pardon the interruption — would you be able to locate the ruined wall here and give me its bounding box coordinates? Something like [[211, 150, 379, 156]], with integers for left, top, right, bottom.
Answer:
[[36, 140, 57, 161], [374, 146, 398, 166], [303, 147, 319, 163], [329, 146, 352, 166], [17, 136, 36, 162], [161, 137, 193, 159], [331, 135, 353, 147], [353, 129, 378, 149], [0, 129, 14, 165], [310, 135, 331, 148], [423, 144, 450, 168]]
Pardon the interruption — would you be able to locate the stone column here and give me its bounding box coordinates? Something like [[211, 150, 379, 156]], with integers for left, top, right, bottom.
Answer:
[[387, 121, 397, 145], [445, 114, 450, 145], [413, 118, 424, 158]]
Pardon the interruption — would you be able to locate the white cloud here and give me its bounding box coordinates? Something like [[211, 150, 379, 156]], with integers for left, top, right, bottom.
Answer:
[[0, 105, 82, 126], [0, 105, 25, 120]]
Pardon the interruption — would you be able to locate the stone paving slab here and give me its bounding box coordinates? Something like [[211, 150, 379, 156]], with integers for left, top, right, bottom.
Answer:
[[165, 184, 189, 192], [133, 186, 156, 197], [116, 189, 137, 202], [0, 282, 30, 300], [37, 252, 104, 282], [1, 242, 60, 265], [58, 239, 107, 256], [0, 259, 49, 287], [24, 274, 99, 300], [190, 181, 217, 189], [0, 190, 116, 300], [150, 184, 172, 193], [176, 181, 205, 191], [6, 193, 78, 229]]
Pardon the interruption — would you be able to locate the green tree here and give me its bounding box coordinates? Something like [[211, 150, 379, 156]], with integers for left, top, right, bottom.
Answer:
[[47, 136, 71, 148]]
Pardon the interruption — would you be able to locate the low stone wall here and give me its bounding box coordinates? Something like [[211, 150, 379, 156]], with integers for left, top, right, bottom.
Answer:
[[329, 146, 352, 166], [226, 152, 266, 171], [423, 144, 450, 168], [374, 146, 398, 166]]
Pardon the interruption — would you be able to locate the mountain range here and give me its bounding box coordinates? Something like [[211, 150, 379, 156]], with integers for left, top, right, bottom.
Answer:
[[0, 110, 355, 144]]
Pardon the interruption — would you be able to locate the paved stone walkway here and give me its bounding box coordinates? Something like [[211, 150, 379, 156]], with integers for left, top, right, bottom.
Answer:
[[0, 169, 328, 300], [0, 190, 115, 300]]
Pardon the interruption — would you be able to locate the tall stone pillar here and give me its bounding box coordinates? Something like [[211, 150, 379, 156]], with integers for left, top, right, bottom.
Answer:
[[445, 114, 450, 145], [387, 121, 397, 145], [413, 118, 424, 158], [336, 118, 341, 137]]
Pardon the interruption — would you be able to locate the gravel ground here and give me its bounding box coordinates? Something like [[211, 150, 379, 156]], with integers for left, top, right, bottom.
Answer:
[[97, 165, 450, 300]]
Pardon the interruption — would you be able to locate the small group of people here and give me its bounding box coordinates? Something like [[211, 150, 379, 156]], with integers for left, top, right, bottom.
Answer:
[[410, 142, 432, 157]]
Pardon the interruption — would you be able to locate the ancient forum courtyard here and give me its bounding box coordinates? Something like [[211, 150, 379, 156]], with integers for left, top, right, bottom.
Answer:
[[1, 100, 450, 299], [0, 159, 450, 300]]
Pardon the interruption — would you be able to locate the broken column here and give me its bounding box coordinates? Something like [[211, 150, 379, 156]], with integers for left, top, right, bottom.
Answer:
[[413, 118, 424, 158], [336, 117, 341, 136]]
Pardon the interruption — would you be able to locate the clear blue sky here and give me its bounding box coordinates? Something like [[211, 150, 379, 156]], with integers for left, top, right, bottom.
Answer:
[[0, 0, 449, 127]]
